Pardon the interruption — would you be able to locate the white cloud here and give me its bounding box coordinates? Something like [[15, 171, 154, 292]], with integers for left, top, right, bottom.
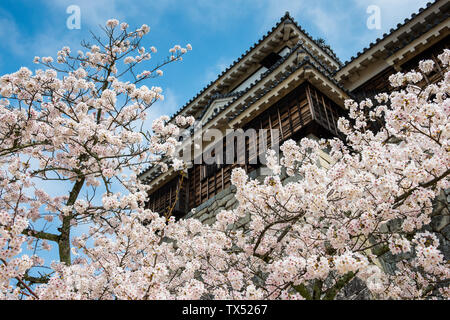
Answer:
[[202, 57, 233, 86], [0, 10, 28, 57], [251, 0, 306, 32], [0, 8, 84, 68], [46, 0, 124, 28]]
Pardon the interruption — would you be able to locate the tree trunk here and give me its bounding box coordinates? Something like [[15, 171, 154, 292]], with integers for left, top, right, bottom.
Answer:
[[59, 177, 85, 265]]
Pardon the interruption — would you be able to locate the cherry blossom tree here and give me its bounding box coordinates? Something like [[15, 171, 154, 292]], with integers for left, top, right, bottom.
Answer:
[[0, 18, 448, 300], [0, 19, 193, 299]]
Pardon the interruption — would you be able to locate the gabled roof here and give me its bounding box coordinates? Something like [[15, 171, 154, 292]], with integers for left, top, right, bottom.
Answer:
[[139, 40, 349, 181], [168, 12, 342, 123], [199, 41, 348, 128]]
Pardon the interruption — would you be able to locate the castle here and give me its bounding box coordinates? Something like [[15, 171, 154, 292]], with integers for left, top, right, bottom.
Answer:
[[139, 0, 449, 223]]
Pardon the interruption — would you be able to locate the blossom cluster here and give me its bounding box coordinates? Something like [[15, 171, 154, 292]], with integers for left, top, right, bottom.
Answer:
[[0, 19, 192, 299], [0, 19, 448, 300]]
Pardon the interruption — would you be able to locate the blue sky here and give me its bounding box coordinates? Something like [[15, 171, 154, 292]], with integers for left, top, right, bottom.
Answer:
[[0, 0, 432, 121]]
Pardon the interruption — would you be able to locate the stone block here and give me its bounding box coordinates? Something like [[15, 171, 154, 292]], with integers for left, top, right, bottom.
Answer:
[[431, 215, 450, 232]]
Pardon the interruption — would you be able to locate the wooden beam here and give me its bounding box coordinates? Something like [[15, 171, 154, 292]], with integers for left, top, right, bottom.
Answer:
[[283, 24, 292, 42]]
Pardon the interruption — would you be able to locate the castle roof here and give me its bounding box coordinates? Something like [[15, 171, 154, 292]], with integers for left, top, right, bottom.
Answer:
[[138, 0, 449, 182]]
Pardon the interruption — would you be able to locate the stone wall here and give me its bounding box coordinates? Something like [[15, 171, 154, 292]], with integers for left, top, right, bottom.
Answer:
[[185, 184, 239, 225]]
